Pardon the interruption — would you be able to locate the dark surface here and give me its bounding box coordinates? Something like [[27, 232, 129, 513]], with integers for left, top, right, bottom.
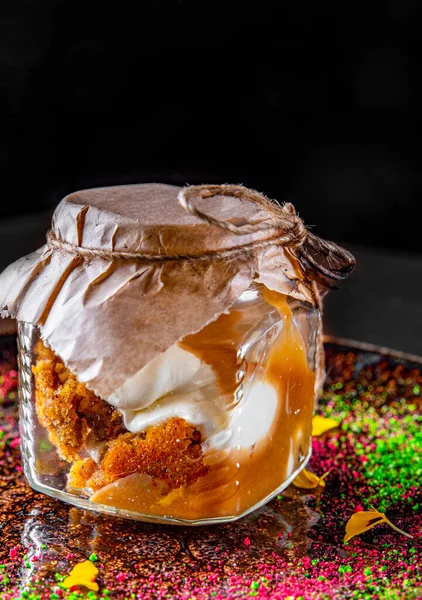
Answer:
[[0, 214, 421, 355], [1, 1, 422, 253], [0, 337, 421, 598]]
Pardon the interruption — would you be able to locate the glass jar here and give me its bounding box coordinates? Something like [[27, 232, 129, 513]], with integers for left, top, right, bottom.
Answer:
[[17, 283, 318, 525]]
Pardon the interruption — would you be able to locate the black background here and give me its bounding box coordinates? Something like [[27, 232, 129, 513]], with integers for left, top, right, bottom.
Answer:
[[1, 0, 421, 252]]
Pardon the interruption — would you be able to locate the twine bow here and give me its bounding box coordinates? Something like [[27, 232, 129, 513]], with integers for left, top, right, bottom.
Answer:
[[178, 184, 356, 280]]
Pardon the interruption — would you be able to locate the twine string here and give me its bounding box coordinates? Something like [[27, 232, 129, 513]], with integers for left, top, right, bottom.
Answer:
[[177, 184, 307, 245]]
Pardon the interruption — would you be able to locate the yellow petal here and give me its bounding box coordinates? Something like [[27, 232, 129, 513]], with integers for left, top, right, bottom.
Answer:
[[62, 560, 99, 591], [292, 468, 329, 489], [344, 509, 413, 542], [344, 509, 384, 542], [312, 415, 339, 436]]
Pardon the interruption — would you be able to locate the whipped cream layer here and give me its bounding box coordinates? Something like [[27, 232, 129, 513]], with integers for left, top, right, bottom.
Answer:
[[106, 343, 278, 451]]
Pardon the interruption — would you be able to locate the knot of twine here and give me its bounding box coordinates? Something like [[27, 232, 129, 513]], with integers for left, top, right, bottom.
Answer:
[[46, 184, 356, 281], [178, 184, 308, 248]]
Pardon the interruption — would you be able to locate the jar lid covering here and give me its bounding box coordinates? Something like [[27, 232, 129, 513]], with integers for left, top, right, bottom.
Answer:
[[0, 183, 354, 398], [50, 183, 274, 257]]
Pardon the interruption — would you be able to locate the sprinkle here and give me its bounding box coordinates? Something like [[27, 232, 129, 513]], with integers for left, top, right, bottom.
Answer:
[[88, 553, 98, 562], [243, 538, 251, 546]]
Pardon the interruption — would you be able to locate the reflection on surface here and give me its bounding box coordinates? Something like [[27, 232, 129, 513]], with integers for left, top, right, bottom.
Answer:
[[13, 494, 318, 581]]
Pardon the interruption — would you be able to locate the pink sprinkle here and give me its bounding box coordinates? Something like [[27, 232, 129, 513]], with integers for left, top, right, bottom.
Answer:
[[10, 437, 20, 448], [65, 553, 74, 560], [215, 546, 220, 553], [31, 555, 39, 562], [355, 504, 364, 512], [359, 455, 368, 463], [117, 572, 127, 583], [9, 547, 18, 559], [243, 537, 251, 547]]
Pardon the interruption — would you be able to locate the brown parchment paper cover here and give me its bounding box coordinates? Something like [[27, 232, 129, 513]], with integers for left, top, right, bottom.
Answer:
[[0, 183, 352, 399]]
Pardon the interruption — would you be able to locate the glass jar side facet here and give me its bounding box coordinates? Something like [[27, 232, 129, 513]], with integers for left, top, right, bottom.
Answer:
[[17, 285, 318, 524]]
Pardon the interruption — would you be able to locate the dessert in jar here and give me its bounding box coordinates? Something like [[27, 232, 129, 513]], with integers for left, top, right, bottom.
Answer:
[[0, 183, 355, 524]]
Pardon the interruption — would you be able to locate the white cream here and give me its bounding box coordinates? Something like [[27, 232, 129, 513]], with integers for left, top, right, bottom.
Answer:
[[106, 343, 278, 451], [107, 344, 215, 409]]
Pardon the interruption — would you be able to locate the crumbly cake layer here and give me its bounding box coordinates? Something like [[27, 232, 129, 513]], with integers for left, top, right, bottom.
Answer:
[[33, 340, 125, 461], [68, 417, 207, 493], [32, 340, 207, 494]]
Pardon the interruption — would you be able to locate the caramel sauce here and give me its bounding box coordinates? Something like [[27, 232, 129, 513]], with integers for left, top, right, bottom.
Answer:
[[91, 287, 315, 519], [179, 310, 243, 403]]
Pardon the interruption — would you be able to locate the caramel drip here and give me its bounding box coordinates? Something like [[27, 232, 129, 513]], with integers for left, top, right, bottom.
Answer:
[[178, 311, 243, 399], [91, 287, 316, 519]]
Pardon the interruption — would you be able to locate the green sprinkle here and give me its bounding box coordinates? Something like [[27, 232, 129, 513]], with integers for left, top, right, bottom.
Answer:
[[364, 567, 372, 576], [89, 553, 98, 562], [338, 565, 352, 575], [250, 581, 259, 590]]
